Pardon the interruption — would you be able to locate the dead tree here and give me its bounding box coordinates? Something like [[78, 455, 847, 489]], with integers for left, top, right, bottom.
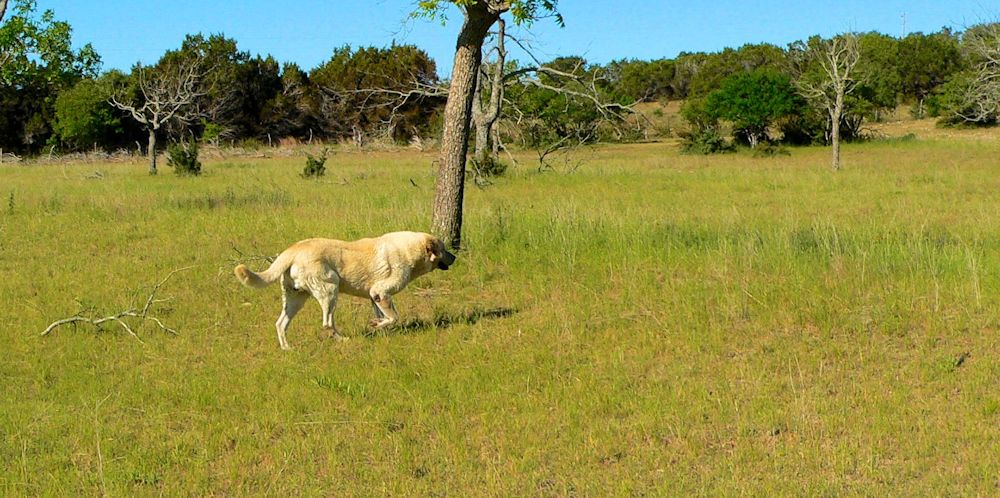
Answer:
[[472, 18, 507, 166], [955, 23, 1000, 123], [794, 34, 861, 171], [110, 62, 204, 175]]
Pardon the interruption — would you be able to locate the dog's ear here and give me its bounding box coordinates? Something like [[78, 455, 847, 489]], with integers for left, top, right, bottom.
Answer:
[[425, 239, 439, 262]]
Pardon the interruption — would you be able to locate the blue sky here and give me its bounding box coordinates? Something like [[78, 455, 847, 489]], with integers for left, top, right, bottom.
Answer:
[[40, 0, 999, 76]]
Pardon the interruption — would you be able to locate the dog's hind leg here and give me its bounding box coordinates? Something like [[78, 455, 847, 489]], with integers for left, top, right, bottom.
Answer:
[[276, 285, 307, 351], [313, 270, 347, 341]]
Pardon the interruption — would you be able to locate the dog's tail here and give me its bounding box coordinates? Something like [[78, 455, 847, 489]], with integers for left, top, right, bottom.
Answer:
[[234, 251, 294, 289]]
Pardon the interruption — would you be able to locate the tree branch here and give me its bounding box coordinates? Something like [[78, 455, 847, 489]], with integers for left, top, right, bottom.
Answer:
[[110, 62, 206, 132], [41, 267, 194, 338]]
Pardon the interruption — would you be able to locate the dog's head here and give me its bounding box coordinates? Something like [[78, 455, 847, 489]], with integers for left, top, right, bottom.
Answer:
[[426, 236, 457, 271]]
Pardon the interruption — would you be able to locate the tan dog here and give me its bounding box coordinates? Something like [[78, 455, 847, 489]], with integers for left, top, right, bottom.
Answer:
[[234, 231, 456, 350]]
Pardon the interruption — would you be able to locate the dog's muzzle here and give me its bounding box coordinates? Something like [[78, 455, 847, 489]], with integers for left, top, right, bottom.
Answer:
[[437, 250, 457, 270]]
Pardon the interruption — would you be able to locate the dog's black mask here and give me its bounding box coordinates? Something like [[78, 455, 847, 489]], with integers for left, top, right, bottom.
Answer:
[[437, 250, 457, 271]]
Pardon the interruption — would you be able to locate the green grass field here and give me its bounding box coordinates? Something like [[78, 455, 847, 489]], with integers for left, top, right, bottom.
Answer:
[[2, 137, 999, 495]]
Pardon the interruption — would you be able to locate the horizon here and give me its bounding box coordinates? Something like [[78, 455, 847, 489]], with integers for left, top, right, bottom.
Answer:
[[35, 0, 999, 77]]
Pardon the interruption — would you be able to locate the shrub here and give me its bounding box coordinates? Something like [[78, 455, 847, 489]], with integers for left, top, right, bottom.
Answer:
[[679, 128, 734, 155], [166, 141, 202, 176], [752, 143, 791, 158], [470, 154, 508, 184], [777, 113, 826, 146], [201, 120, 227, 146], [302, 150, 328, 178]]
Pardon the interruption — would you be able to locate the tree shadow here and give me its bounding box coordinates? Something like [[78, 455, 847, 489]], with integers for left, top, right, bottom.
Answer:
[[362, 306, 518, 338]]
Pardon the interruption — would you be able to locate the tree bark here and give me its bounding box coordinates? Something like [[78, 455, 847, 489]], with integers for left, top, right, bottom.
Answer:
[[0, 0, 7, 23], [472, 18, 506, 165], [830, 89, 843, 171], [431, 5, 498, 249], [473, 107, 492, 162], [147, 128, 158, 175]]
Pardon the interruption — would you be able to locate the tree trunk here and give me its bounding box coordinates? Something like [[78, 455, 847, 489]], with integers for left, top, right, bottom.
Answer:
[[473, 112, 492, 163], [830, 90, 844, 171], [147, 128, 158, 175], [472, 19, 506, 165], [0, 0, 7, 23], [431, 6, 498, 249]]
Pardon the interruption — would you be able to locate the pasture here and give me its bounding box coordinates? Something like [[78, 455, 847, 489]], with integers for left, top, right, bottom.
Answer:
[[1, 135, 999, 495]]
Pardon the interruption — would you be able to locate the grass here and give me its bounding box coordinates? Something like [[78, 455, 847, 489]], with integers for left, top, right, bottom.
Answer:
[[1, 137, 999, 495]]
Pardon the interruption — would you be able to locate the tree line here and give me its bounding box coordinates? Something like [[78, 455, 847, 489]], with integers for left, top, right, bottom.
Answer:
[[2, 0, 999, 160]]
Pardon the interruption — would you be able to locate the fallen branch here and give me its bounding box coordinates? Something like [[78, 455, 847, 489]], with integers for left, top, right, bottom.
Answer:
[[41, 267, 194, 339], [229, 244, 275, 268]]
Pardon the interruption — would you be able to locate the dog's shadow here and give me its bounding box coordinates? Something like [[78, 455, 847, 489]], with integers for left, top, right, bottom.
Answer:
[[361, 306, 517, 338]]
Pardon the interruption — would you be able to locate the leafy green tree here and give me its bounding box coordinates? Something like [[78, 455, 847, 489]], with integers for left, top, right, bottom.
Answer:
[[855, 32, 900, 120], [669, 52, 709, 99], [606, 58, 676, 102], [687, 43, 787, 97], [703, 69, 801, 147], [260, 63, 323, 140], [0, 0, 100, 152], [310, 44, 439, 141], [897, 30, 963, 117], [505, 57, 607, 148], [414, 0, 561, 249], [53, 74, 122, 150], [236, 55, 283, 139]]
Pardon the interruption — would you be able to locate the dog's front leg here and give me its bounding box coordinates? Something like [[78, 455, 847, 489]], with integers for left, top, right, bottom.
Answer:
[[369, 292, 399, 329], [371, 298, 385, 321]]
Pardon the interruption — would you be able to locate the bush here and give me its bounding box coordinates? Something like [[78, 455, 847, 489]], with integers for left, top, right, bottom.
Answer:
[[201, 120, 228, 146], [470, 154, 508, 185], [776, 112, 826, 146], [679, 128, 734, 155], [302, 149, 328, 178], [166, 141, 202, 176], [752, 143, 791, 158]]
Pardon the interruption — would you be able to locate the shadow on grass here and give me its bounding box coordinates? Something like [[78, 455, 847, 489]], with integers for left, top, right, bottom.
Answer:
[[363, 306, 517, 338]]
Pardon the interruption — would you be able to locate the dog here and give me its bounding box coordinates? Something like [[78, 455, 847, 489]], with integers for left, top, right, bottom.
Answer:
[[234, 231, 456, 350]]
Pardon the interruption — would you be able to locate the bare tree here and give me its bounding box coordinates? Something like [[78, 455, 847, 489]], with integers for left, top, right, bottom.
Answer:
[[794, 34, 862, 171], [954, 23, 1000, 123], [469, 28, 638, 177], [110, 62, 204, 174], [472, 18, 507, 166]]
